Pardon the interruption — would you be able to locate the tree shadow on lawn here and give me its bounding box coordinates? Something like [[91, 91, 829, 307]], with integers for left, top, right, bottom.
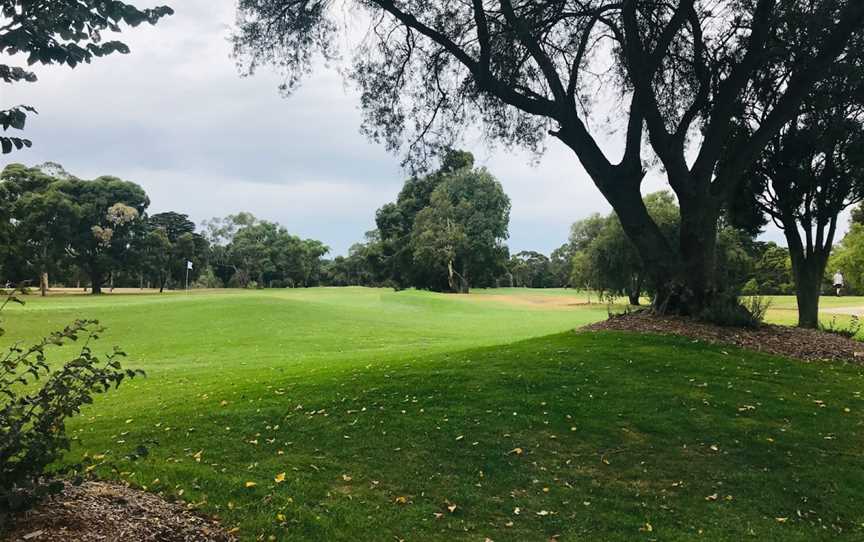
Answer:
[[60, 331, 864, 541]]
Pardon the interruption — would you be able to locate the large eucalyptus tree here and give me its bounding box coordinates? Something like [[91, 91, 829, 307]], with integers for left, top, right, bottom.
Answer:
[[233, 0, 864, 314]]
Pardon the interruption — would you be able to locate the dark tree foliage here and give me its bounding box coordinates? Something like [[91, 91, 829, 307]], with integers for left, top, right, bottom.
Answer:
[[148, 212, 196, 242], [201, 213, 330, 288], [507, 251, 558, 288], [570, 191, 680, 304], [55, 176, 150, 294], [375, 150, 476, 290], [141, 212, 209, 292], [0, 0, 173, 153], [374, 150, 509, 292], [233, 0, 864, 315], [729, 45, 864, 328], [412, 165, 511, 292], [321, 231, 386, 287], [0, 164, 69, 293]]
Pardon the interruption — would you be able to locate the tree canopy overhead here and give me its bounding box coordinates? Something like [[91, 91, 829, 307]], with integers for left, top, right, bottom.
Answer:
[[234, 0, 864, 314], [1, 0, 173, 153]]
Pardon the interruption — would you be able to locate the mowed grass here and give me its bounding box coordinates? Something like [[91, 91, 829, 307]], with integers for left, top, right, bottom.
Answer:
[[3, 288, 864, 541], [758, 295, 864, 332]]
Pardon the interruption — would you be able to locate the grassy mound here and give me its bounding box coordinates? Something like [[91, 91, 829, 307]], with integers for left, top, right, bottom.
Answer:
[[3, 289, 863, 540]]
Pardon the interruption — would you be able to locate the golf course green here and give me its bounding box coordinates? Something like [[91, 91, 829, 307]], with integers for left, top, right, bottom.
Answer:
[[3, 288, 863, 541]]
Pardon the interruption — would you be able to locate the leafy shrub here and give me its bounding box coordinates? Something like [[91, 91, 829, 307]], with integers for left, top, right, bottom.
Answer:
[[700, 294, 770, 328], [742, 295, 771, 325], [741, 279, 760, 296], [0, 287, 143, 513], [192, 266, 223, 289], [820, 315, 862, 339]]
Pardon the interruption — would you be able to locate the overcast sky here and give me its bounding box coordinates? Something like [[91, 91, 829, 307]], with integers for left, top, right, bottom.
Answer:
[[3, 0, 807, 256]]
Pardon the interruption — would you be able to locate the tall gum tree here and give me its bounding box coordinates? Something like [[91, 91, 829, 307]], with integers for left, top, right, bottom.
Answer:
[[233, 0, 864, 314], [729, 51, 864, 328]]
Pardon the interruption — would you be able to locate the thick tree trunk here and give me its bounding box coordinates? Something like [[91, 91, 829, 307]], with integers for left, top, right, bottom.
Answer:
[[40, 271, 48, 297], [600, 179, 703, 313], [781, 213, 832, 329], [795, 280, 821, 329], [627, 274, 642, 306], [792, 256, 828, 329], [590, 166, 726, 316], [601, 182, 678, 292], [90, 268, 103, 295], [675, 199, 721, 314]]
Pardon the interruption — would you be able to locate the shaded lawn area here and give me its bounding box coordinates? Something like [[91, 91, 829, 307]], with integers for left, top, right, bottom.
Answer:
[[2, 289, 863, 540]]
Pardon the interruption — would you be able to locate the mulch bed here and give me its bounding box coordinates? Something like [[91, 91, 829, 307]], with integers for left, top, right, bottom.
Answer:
[[3, 481, 234, 542], [584, 311, 864, 364]]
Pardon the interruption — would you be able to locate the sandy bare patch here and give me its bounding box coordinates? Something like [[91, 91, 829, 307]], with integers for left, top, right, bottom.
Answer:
[[822, 305, 864, 317], [3, 481, 233, 542], [584, 311, 864, 363], [461, 293, 600, 309]]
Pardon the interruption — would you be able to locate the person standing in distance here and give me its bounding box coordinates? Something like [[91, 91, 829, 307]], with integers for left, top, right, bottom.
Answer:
[[833, 270, 845, 297]]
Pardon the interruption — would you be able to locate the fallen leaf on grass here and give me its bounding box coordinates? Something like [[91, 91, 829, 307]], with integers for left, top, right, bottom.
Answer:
[[244, 481, 257, 488], [274, 472, 286, 483]]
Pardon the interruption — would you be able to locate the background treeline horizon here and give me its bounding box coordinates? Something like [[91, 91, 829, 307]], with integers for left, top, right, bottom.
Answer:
[[3, 155, 864, 298]]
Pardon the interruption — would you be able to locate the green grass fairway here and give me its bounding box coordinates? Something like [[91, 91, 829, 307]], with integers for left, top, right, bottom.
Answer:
[[758, 295, 864, 332], [4, 288, 864, 541]]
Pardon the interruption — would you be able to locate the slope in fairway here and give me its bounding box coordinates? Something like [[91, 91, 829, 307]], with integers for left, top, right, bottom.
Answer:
[[3, 288, 863, 541]]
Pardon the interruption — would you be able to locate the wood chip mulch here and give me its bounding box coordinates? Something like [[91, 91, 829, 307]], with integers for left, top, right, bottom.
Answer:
[[583, 311, 864, 364], [3, 481, 235, 542]]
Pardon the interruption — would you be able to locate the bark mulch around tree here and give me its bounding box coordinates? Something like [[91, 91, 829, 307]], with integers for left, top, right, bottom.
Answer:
[[3, 481, 234, 542], [584, 311, 864, 364]]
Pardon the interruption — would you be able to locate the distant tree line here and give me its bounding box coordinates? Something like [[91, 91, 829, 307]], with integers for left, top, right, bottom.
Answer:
[[6, 156, 864, 316], [0, 163, 332, 294], [0, 154, 514, 295]]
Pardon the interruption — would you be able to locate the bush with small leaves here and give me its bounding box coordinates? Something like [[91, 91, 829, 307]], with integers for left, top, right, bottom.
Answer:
[[820, 315, 862, 339], [700, 294, 771, 329], [0, 287, 143, 515]]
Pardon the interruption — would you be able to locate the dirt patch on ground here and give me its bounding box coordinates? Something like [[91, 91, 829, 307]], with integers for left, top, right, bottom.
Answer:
[[3, 481, 233, 542], [584, 311, 864, 363], [822, 305, 864, 317], [463, 293, 599, 309]]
